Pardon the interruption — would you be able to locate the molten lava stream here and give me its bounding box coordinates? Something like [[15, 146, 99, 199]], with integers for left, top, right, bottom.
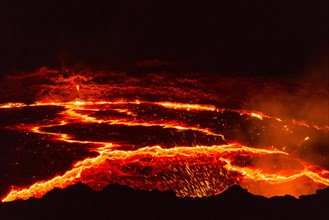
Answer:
[[2, 144, 329, 202], [0, 100, 328, 202]]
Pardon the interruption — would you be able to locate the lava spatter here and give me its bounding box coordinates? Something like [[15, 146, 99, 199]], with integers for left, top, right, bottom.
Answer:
[[1, 100, 328, 202]]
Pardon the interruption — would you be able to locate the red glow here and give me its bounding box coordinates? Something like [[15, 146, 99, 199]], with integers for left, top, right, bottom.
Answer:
[[1, 100, 328, 202]]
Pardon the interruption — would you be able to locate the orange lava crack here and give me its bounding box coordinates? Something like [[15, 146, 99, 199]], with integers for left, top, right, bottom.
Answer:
[[1, 100, 328, 202]]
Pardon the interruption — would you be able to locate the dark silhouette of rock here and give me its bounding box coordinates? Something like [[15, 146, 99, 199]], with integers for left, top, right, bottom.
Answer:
[[1, 183, 328, 220]]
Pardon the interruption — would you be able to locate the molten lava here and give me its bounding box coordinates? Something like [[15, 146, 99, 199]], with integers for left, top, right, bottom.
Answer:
[[1, 100, 328, 202]]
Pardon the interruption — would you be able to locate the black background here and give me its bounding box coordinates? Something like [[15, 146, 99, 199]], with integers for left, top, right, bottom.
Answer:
[[0, 0, 328, 77]]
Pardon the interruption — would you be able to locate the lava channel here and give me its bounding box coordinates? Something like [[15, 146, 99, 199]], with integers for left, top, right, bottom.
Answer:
[[0, 100, 328, 202]]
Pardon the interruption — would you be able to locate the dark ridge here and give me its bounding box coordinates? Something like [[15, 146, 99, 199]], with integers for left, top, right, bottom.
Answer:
[[1, 183, 328, 220]]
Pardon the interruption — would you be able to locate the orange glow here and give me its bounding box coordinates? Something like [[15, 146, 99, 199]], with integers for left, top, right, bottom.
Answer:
[[2, 143, 328, 202], [0, 102, 27, 108], [250, 112, 263, 120], [1, 100, 328, 202], [157, 102, 217, 111]]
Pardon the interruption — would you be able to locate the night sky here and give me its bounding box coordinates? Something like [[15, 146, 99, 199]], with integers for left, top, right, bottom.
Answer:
[[0, 0, 328, 77]]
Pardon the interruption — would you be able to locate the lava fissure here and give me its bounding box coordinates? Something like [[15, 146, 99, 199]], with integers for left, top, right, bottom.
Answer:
[[1, 100, 328, 202]]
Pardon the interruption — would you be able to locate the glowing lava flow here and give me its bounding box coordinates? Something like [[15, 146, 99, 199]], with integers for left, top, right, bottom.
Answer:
[[1, 100, 329, 202]]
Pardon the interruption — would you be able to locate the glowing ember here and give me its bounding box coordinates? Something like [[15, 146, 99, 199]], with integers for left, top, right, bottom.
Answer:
[[1, 100, 328, 202]]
